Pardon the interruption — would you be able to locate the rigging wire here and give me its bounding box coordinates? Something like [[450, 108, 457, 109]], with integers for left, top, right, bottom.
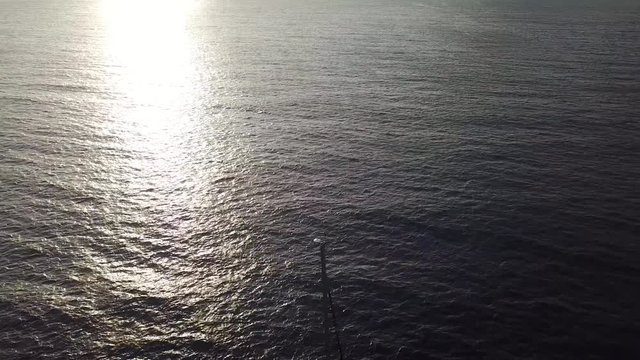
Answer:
[[316, 238, 345, 360]]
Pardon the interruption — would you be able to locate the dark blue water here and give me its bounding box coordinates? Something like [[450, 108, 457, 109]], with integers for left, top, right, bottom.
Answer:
[[1, 0, 639, 358]]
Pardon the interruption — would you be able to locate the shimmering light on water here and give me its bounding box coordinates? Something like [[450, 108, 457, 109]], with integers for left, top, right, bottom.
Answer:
[[95, 0, 252, 348], [1, 0, 639, 358], [101, 0, 197, 125], [97, 0, 202, 297]]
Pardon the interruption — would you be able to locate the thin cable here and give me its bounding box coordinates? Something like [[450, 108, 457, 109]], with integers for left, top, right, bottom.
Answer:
[[326, 286, 344, 360], [317, 240, 345, 360]]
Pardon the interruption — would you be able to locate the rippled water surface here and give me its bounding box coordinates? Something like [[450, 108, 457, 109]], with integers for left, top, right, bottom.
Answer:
[[1, 0, 639, 358]]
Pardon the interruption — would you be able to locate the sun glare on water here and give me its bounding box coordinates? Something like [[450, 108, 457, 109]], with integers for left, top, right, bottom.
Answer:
[[101, 0, 198, 132], [97, 0, 206, 300], [100, 0, 203, 179]]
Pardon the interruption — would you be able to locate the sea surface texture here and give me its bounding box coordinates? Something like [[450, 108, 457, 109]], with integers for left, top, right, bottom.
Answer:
[[1, 0, 639, 359]]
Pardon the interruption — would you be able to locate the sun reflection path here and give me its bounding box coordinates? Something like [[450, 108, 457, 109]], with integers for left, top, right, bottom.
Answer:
[[100, 0, 203, 181], [95, 2, 264, 350], [98, 0, 203, 293], [102, 0, 198, 126]]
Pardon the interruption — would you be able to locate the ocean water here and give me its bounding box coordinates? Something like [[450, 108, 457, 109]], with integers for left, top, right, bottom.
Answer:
[[1, 0, 639, 358]]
